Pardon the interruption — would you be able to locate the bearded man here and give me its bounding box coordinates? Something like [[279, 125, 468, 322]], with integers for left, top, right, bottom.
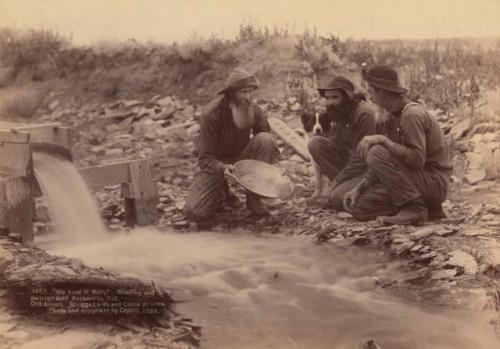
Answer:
[[184, 68, 278, 222], [306, 76, 378, 208]]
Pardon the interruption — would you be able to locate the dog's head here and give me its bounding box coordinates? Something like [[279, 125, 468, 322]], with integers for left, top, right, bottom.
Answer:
[[301, 111, 330, 135]]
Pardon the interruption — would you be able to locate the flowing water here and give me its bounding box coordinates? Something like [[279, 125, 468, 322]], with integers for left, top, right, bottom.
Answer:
[[33, 152, 107, 241], [34, 153, 500, 349]]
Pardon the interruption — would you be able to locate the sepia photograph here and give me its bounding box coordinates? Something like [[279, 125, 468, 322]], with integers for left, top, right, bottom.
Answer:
[[0, 0, 500, 348]]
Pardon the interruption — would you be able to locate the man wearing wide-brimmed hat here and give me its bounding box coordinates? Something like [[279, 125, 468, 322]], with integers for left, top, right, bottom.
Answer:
[[184, 67, 278, 222], [343, 64, 452, 225], [305, 75, 378, 208]]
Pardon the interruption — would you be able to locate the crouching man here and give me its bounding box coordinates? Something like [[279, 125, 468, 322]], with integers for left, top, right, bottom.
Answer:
[[344, 64, 452, 225], [184, 67, 278, 222], [307, 76, 378, 208]]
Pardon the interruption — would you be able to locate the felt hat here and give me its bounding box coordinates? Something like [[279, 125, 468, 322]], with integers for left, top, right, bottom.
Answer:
[[361, 64, 408, 94], [218, 67, 260, 95], [317, 76, 355, 99]]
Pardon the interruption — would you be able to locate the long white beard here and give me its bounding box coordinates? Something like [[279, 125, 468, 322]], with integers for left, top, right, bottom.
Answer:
[[230, 102, 255, 130]]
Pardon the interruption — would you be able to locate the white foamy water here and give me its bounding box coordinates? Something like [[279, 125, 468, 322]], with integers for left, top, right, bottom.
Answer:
[[33, 152, 107, 242], [39, 228, 500, 349], [31, 151, 499, 348]]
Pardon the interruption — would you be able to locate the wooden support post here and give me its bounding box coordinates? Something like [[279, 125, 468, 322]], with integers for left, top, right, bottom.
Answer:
[[122, 160, 158, 226], [0, 176, 34, 246]]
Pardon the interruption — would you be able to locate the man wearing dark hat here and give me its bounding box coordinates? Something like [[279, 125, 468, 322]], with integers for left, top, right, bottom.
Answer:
[[343, 64, 452, 225], [184, 67, 278, 222], [306, 76, 378, 207]]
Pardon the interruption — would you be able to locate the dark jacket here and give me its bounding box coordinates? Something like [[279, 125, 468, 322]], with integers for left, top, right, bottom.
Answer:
[[326, 101, 379, 183], [197, 96, 270, 173]]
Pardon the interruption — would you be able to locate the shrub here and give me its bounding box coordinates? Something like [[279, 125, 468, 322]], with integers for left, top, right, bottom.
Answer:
[[0, 86, 45, 119]]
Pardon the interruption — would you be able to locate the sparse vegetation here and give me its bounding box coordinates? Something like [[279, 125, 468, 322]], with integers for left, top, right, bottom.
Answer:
[[0, 24, 499, 147]]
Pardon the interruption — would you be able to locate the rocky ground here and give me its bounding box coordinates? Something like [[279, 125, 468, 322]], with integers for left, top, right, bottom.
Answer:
[[2, 94, 500, 347]]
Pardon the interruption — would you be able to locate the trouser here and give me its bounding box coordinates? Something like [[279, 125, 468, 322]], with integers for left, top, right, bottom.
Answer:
[[308, 136, 349, 181], [308, 136, 364, 209], [350, 145, 450, 221], [184, 132, 278, 221]]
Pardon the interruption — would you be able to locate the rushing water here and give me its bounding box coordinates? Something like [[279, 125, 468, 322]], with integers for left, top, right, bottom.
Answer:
[[33, 153, 500, 349], [33, 152, 107, 241]]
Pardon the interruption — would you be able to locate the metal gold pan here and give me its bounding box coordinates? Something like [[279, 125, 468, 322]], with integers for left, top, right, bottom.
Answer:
[[231, 159, 294, 199]]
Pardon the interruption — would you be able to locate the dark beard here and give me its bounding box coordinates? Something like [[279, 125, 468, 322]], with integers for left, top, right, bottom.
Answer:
[[229, 101, 255, 130], [326, 102, 354, 122]]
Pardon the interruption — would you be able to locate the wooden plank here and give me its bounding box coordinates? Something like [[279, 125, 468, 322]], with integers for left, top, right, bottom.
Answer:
[[29, 126, 72, 150], [0, 130, 30, 144], [0, 142, 32, 177], [78, 162, 133, 190], [4, 122, 62, 132], [269, 117, 310, 161]]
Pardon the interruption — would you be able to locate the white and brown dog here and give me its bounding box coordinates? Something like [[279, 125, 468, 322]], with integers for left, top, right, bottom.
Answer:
[[296, 110, 331, 199]]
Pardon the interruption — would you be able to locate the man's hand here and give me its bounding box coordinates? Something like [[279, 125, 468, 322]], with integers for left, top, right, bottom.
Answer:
[[223, 164, 236, 177], [342, 178, 369, 212], [343, 186, 361, 212], [357, 135, 388, 159]]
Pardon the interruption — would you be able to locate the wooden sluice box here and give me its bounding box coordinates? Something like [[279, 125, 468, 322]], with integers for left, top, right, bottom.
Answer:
[[0, 121, 158, 246]]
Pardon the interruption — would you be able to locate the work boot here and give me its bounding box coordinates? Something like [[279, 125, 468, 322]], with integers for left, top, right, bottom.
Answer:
[[246, 193, 269, 217], [377, 200, 428, 226], [428, 204, 447, 220]]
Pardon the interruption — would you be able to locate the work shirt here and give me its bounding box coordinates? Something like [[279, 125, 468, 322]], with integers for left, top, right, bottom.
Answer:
[[198, 96, 271, 173], [365, 101, 452, 183], [324, 101, 379, 183]]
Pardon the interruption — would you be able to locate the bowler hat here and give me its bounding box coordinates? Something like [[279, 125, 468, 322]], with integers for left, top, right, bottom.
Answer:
[[218, 67, 260, 95], [317, 76, 355, 99], [362, 64, 407, 94]]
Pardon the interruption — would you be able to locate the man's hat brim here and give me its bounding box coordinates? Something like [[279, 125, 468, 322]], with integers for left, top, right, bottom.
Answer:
[[362, 69, 408, 94]]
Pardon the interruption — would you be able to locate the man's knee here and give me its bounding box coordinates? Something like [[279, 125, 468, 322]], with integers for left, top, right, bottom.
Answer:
[[350, 205, 375, 221], [253, 132, 276, 149], [366, 144, 391, 168], [307, 136, 324, 158]]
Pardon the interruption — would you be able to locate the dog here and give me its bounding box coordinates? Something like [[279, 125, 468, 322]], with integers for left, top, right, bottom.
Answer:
[[296, 111, 332, 200]]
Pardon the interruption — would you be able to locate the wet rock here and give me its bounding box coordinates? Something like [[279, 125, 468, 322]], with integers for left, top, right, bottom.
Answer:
[[409, 227, 434, 241], [434, 228, 455, 237], [391, 240, 415, 256], [410, 244, 424, 252], [447, 250, 478, 275], [430, 269, 457, 280], [414, 251, 437, 263], [337, 212, 353, 219]]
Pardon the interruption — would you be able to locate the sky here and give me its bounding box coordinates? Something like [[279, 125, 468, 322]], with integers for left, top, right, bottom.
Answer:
[[1, 0, 500, 44]]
